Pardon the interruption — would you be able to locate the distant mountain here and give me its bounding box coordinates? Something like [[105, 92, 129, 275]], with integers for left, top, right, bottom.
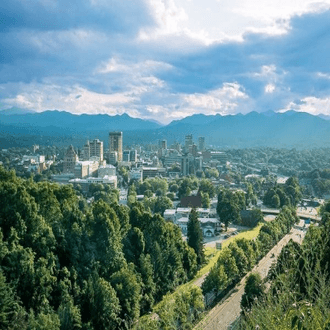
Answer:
[[0, 110, 161, 147], [2, 109, 330, 148], [0, 107, 35, 115], [318, 114, 330, 121], [0, 110, 161, 130], [157, 110, 330, 148]]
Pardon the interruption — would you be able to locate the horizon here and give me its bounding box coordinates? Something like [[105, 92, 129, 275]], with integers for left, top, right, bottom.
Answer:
[[1, 1, 330, 124], [1, 106, 329, 126]]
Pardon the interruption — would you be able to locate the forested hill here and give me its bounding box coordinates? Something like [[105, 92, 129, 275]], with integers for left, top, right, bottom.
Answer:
[[2, 109, 330, 148], [0, 167, 199, 329]]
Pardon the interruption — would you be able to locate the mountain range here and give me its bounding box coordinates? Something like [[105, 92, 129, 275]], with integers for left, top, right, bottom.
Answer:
[[1, 108, 330, 148]]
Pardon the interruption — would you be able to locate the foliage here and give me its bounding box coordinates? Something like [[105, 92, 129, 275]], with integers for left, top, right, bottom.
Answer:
[[187, 208, 205, 266], [263, 176, 302, 208], [0, 167, 198, 330], [240, 273, 265, 312], [217, 189, 246, 230]]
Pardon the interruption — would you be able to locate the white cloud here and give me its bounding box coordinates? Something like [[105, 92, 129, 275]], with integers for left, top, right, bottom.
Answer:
[[97, 57, 173, 74], [253, 65, 277, 78], [281, 96, 330, 115], [265, 83, 276, 93], [1, 83, 140, 116], [151, 0, 330, 44], [182, 83, 248, 113], [316, 72, 330, 79]]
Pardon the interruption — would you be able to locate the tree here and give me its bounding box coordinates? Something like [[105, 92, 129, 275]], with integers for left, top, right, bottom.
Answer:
[[154, 196, 173, 216], [169, 184, 179, 193], [217, 190, 242, 230], [200, 192, 210, 208], [199, 179, 215, 198], [187, 208, 205, 266], [0, 269, 26, 330], [241, 273, 265, 313]]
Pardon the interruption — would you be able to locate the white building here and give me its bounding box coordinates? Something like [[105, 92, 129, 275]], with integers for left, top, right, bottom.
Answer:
[[98, 164, 116, 177], [69, 175, 117, 192], [74, 160, 99, 179]]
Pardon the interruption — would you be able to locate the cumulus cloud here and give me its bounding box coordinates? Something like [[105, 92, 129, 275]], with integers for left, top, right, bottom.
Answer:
[[282, 97, 330, 115]]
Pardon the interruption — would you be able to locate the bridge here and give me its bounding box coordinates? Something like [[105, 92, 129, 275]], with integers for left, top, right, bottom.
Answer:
[[261, 208, 321, 222]]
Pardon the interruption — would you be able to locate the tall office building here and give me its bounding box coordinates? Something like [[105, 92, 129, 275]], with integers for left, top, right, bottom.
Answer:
[[64, 145, 79, 173], [159, 139, 167, 150], [90, 139, 103, 161], [130, 150, 137, 162], [123, 150, 130, 162], [185, 134, 193, 152], [109, 132, 123, 162], [82, 141, 90, 160], [198, 137, 205, 151]]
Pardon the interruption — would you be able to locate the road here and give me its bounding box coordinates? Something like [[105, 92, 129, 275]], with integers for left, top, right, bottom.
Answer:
[[194, 221, 306, 330]]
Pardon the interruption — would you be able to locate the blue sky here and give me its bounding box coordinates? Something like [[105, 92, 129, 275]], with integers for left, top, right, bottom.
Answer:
[[1, 0, 330, 124]]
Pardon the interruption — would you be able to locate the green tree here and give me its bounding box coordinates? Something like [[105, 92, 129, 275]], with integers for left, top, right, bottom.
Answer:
[[187, 208, 205, 266], [154, 196, 173, 216], [217, 190, 243, 230], [0, 269, 26, 330], [201, 192, 210, 208], [241, 273, 265, 313], [199, 179, 216, 198]]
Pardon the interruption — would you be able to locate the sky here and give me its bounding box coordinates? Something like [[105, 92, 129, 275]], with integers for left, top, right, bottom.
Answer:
[[1, 0, 330, 124]]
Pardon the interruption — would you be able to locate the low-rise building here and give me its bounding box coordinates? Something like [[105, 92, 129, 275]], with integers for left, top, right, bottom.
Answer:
[[98, 164, 116, 177], [69, 175, 117, 193], [176, 217, 221, 237], [74, 160, 99, 179], [163, 209, 176, 222], [142, 167, 166, 180]]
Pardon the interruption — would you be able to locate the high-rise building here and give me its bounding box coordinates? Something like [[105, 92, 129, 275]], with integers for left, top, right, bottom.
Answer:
[[191, 143, 198, 157], [109, 151, 118, 165], [185, 134, 193, 152], [130, 150, 137, 162], [109, 132, 123, 162], [159, 139, 167, 150], [90, 139, 103, 161], [123, 150, 130, 162], [63, 145, 79, 173], [198, 137, 205, 151], [83, 140, 90, 160]]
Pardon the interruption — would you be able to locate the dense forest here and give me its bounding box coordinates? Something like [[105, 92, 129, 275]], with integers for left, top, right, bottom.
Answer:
[[0, 167, 199, 329]]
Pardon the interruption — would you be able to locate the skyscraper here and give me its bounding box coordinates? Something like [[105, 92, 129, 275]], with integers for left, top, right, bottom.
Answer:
[[90, 139, 103, 161], [185, 134, 193, 153], [198, 136, 205, 151], [159, 139, 167, 150], [63, 145, 78, 173], [109, 132, 123, 162]]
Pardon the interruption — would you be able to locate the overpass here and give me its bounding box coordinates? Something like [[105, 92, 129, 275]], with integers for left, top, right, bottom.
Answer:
[[261, 208, 321, 222]]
